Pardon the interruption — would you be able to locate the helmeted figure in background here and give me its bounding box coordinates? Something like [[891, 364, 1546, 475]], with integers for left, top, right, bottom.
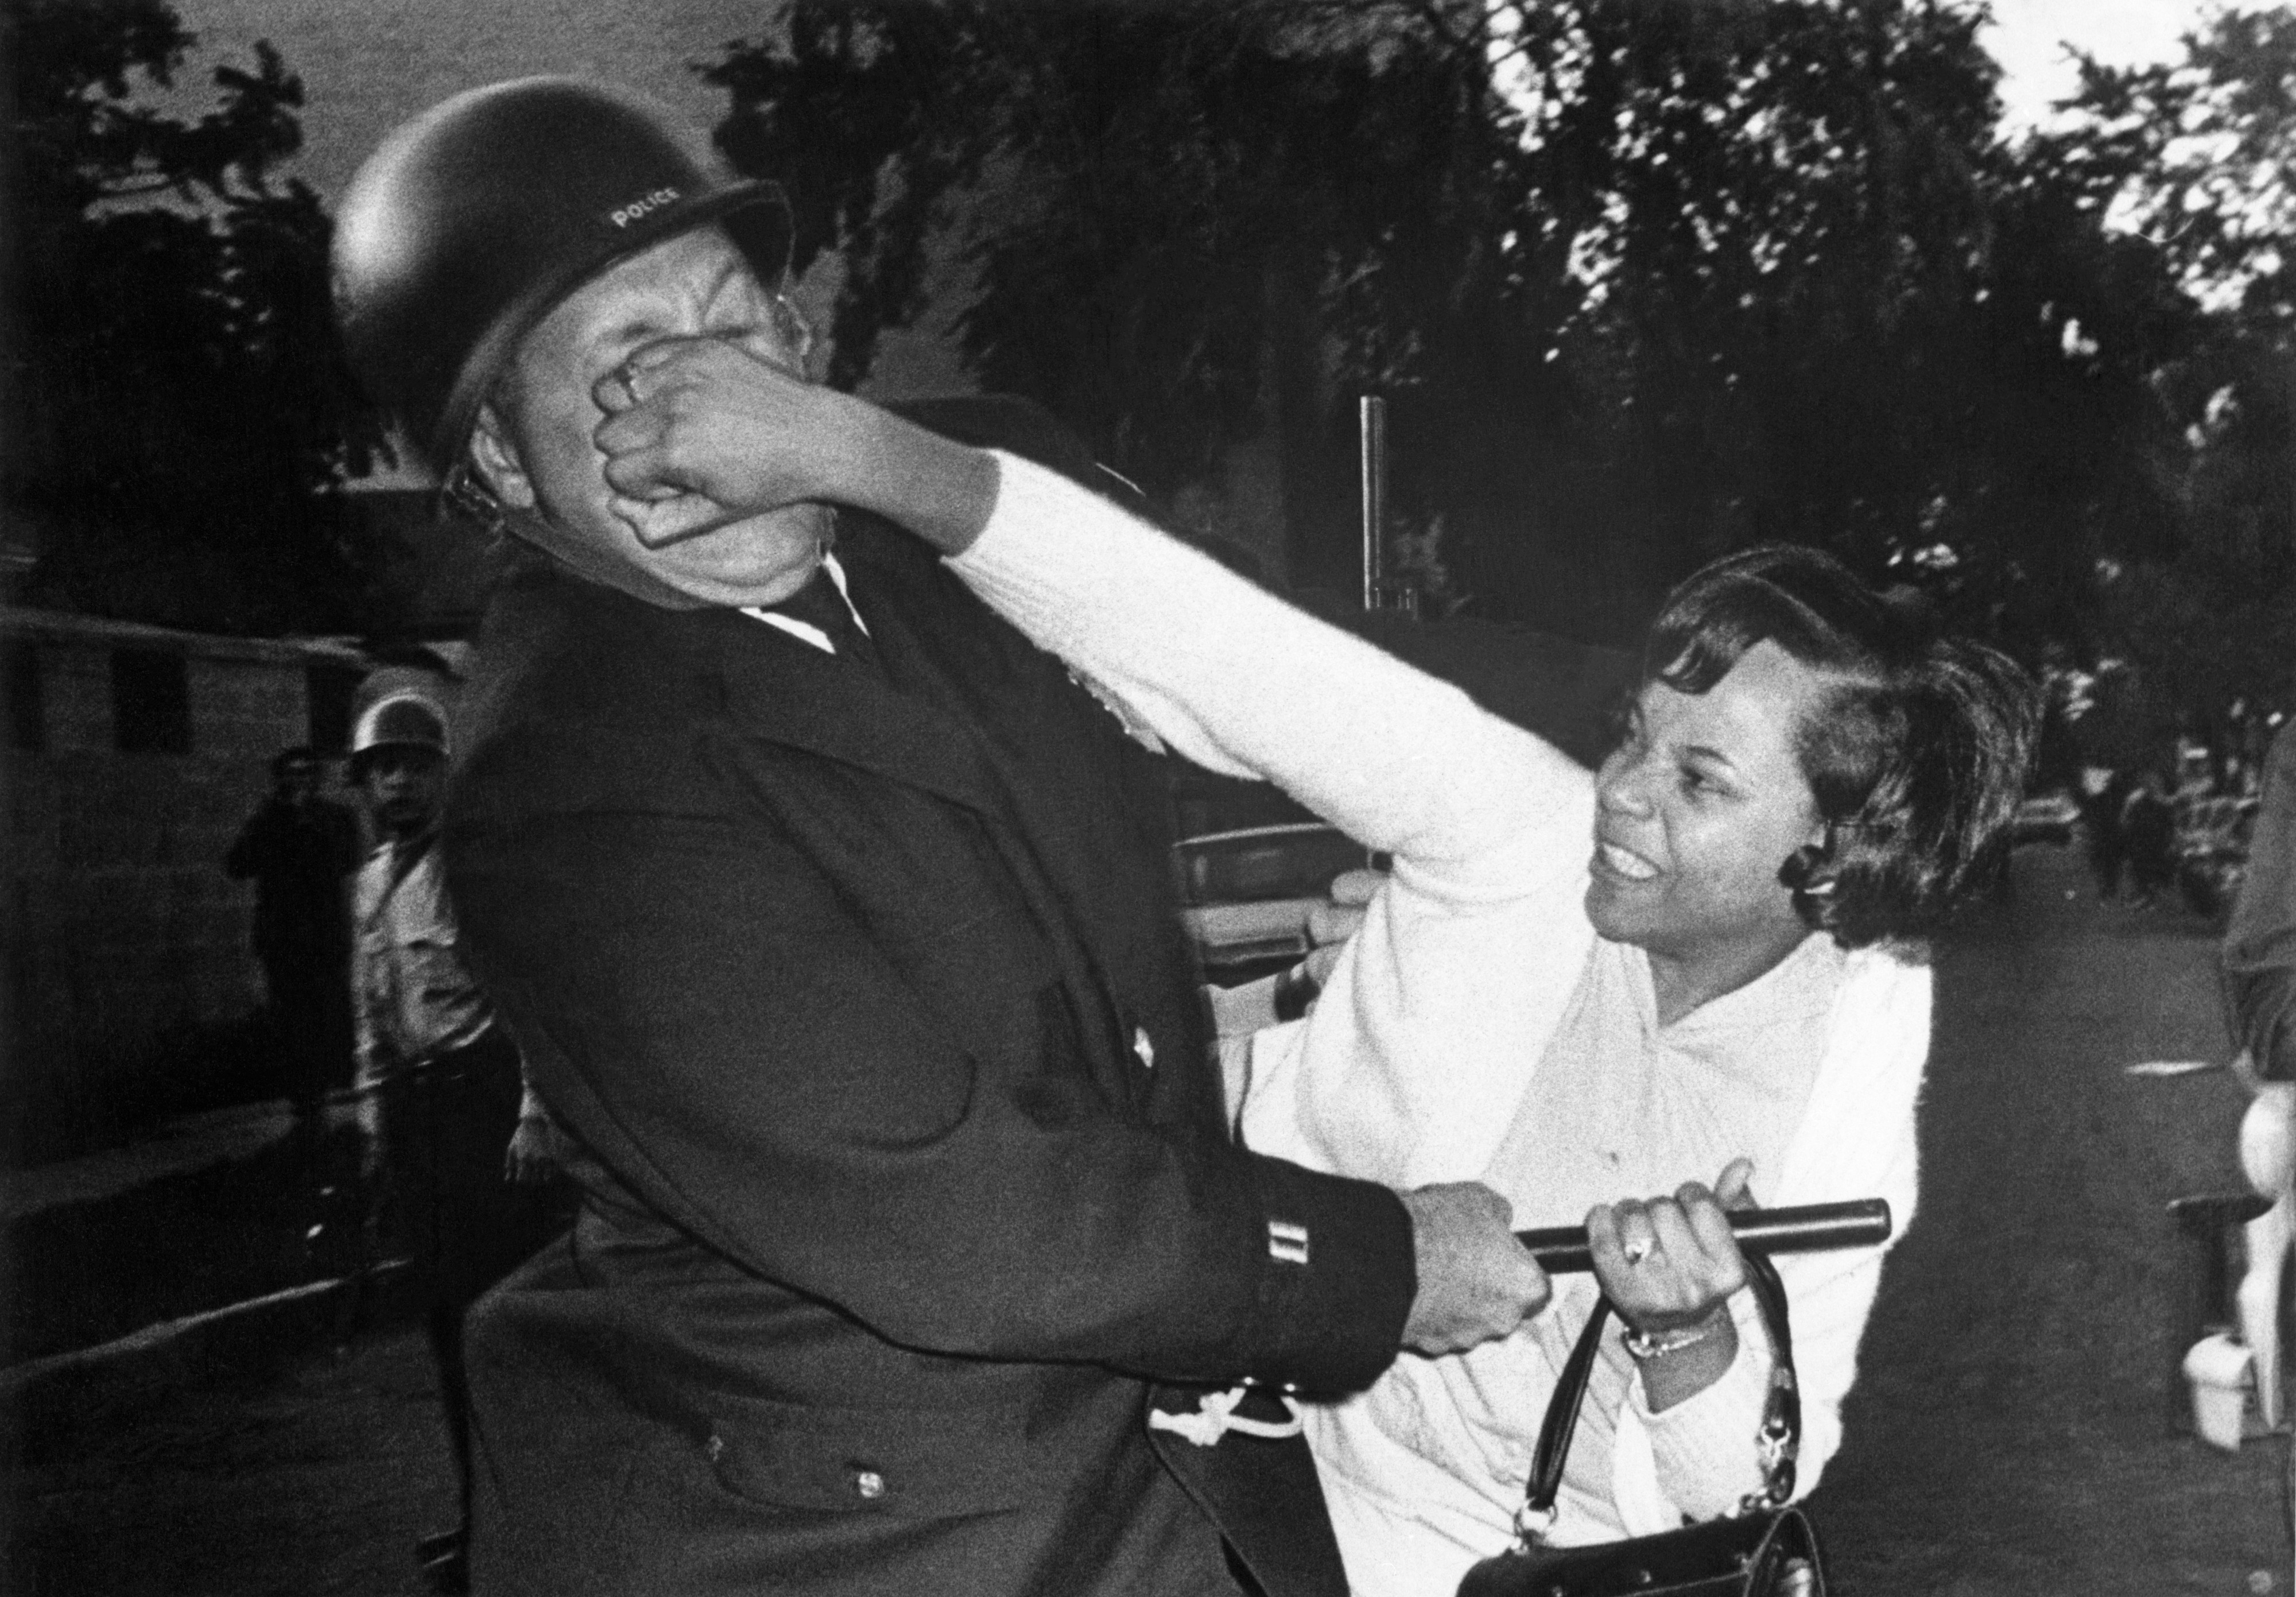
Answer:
[[224, 745, 360, 1117], [350, 687, 565, 1596], [330, 77, 1546, 1597]]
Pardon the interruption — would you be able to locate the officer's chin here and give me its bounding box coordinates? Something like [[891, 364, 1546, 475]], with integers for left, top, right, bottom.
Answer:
[[660, 506, 829, 599]]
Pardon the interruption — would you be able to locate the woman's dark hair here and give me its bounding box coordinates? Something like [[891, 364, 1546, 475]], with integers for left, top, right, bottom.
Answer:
[[1643, 544, 2041, 948]]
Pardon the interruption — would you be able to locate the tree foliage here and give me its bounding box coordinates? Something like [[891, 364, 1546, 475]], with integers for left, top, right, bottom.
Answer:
[[1406, 0, 2040, 631], [7, 0, 386, 634], [2034, 9, 2296, 723], [707, 0, 2229, 658], [705, 1, 1511, 568]]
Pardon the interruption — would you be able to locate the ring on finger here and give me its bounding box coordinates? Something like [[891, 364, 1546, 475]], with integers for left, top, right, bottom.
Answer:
[[1622, 1238, 1652, 1267]]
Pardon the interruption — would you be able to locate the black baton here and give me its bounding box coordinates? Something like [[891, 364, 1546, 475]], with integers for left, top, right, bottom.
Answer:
[[1514, 1197, 1892, 1274]]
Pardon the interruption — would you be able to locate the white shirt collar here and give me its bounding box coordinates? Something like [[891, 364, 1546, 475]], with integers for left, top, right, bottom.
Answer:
[[739, 552, 869, 654]]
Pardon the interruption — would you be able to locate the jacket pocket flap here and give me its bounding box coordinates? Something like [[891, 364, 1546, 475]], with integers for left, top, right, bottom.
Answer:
[[704, 1396, 1069, 1518]]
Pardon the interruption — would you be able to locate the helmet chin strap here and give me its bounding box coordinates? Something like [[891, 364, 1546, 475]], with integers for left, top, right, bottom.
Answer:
[[441, 463, 510, 537], [447, 470, 606, 592], [453, 451, 836, 612]]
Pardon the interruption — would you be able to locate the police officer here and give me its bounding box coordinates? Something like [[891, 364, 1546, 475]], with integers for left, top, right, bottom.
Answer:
[[350, 687, 562, 1595], [225, 745, 360, 1118], [331, 78, 1544, 1597]]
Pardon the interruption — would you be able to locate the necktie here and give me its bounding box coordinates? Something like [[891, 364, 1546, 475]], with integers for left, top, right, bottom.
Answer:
[[771, 570, 880, 672]]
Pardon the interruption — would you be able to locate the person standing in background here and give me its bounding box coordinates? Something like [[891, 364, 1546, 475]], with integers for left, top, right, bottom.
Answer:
[[2076, 764, 2128, 902], [224, 745, 360, 1119], [2121, 763, 2177, 909], [350, 688, 564, 1596]]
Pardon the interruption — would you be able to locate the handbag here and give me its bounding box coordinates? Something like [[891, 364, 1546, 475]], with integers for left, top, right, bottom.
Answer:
[[1457, 1251, 1826, 1597]]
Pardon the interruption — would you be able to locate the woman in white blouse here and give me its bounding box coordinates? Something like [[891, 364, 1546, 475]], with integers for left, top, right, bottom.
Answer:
[[586, 347, 2041, 1597]]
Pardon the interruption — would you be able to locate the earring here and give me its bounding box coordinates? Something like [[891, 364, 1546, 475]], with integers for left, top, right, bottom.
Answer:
[[1779, 842, 1836, 897]]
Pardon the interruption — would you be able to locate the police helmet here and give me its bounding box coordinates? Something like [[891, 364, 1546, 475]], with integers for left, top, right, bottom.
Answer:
[[331, 77, 793, 476], [350, 691, 451, 779]]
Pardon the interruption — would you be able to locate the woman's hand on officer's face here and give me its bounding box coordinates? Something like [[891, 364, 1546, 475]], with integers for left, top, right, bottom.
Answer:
[[593, 336, 1002, 557], [592, 337, 859, 547]]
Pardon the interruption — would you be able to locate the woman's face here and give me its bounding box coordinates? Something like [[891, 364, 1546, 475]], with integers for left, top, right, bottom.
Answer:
[[1585, 639, 1830, 972]]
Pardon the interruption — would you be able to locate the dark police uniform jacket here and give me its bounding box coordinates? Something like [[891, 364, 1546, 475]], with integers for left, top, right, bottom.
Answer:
[[443, 511, 1416, 1597]]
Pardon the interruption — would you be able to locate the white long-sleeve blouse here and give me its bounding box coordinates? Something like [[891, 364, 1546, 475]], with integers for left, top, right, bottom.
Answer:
[[951, 453, 1925, 1597]]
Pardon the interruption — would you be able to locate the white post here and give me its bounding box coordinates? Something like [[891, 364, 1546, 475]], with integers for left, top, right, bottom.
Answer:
[[1359, 396, 1386, 612]]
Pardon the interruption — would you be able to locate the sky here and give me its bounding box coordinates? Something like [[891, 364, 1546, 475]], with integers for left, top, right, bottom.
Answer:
[[1983, 0, 2264, 127], [167, 0, 769, 203]]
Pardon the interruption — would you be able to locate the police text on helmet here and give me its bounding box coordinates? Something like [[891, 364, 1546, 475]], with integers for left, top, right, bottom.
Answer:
[[610, 188, 681, 228]]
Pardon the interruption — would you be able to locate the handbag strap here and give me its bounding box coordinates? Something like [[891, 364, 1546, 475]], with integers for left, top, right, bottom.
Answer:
[[1519, 1250, 1800, 1534]]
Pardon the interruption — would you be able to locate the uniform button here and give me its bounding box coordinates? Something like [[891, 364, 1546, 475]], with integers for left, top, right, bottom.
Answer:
[[704, 1433, 726, 1463], [855, 1468, 886, 1500], [1133, 1026, 1155, 1070]]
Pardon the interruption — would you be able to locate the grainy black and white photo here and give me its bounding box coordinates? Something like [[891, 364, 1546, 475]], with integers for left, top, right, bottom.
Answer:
[[9, 3, 2296, 1594]]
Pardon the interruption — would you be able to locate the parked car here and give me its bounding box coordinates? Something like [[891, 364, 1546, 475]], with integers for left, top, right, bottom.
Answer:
[[1173, 823, 1377, 980], [2011, 789, 2080, 847]]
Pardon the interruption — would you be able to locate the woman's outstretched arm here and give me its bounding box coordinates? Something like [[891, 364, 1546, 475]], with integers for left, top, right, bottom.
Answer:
[[950, 453, 1588, 875], [588, 338, 1585, 874], [955, 455, 1599, 1188], [591, 345, 1597, 1184]]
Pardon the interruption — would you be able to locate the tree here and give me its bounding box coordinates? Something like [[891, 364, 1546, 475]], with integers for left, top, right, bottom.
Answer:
[[2027, 7, 2296, 723], [6, 0, 386, 634], [704, 2, 1522, 599], [702, 2, 2078, 638], [699, 0, 2290, 714], [1398, 0, 2030, 635]]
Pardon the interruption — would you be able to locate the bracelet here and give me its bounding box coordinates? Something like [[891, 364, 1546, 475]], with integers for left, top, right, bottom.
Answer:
[[1621, 1308, 1731, 1362], [1271, 962, 1321, 1022]]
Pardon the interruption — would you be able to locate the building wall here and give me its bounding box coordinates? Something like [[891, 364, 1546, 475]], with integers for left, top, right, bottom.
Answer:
[[4, 613, 369, 1157]]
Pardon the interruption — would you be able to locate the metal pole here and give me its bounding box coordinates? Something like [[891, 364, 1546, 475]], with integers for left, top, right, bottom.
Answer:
[[1359, 395, 1386, 612]]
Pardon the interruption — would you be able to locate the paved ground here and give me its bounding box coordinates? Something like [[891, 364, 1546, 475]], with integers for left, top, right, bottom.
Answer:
[[5, 843, 2290, 1594], [1816, 845, 2285, 1594], [0, 1100, 305, 1225], [6, 1329, 455, 1596]]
